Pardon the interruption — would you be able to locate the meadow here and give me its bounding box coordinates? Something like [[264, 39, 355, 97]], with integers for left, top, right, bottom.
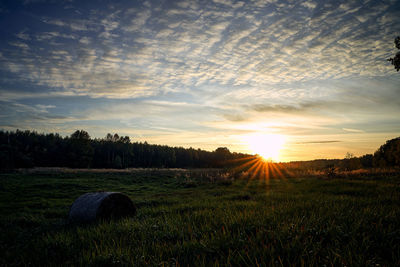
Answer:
[[0, 168, 399, 266]]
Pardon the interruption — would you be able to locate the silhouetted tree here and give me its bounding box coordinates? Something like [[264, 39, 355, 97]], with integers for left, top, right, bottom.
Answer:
[[106, 133, 113, 142], [359, 154, 373, 168], [373, 137, 400, 167], [214, 147, 230, 167], [113, 155, 122, 168], [67, 130, 93, 168], [388, 36, 400, 71], [70, 130, 90, 140]]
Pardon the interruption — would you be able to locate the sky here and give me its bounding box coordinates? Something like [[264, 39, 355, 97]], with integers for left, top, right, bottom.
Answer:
[[0, 0, 399, 162]]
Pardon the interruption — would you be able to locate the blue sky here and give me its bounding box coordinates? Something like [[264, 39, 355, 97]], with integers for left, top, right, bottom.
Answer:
[[0, 0, 399, 161]]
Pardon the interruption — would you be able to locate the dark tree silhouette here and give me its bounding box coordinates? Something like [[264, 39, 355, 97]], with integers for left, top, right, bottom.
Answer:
[[1, 130, 398, 170], [388, 36, 400, 71], [373, 137, 400, 167], [67, 130, 93, 168], [0, 130, 251, 169], [70, 130, 90, 140]]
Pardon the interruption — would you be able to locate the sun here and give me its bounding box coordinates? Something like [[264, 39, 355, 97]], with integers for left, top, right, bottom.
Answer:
[[245, 133, 285, 162]]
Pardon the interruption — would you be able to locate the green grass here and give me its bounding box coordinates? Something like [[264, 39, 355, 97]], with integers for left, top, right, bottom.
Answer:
[[0, 169, 399, 266]]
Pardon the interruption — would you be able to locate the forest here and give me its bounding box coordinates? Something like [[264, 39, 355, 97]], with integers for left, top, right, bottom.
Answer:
[[0, 129, 399, 170], [0, 130, 250, 169]]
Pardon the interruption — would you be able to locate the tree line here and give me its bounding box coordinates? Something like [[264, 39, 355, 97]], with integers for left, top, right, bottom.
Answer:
[[282, 137, 400, 171], [0, 130, 249, 169], [0, 129, 399, 170]]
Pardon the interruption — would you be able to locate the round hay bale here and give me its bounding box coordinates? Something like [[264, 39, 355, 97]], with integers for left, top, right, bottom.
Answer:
[[68, 192, 136, 223]]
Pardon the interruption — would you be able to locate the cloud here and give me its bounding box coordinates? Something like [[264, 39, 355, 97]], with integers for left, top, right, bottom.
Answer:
[[3, 0, 399, 101], [35, 31, 77, 41], [35, 104, 56, 113], [15, 31, 30, 40], [46, 18, 91, 31], [301, 1, 317, 10], [296, 140, 340, 144], [79, 37, 91, 44], [0, 101, 74, 130], [8, 41, 29, 50], [123, 9, 151, 32], [0, 0, 399, 159], [342, 128, 365, 133], [251, 103, 317, 113]]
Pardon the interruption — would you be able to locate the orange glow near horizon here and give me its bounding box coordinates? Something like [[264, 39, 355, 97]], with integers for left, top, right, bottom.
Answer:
[[243, 133, 286, 162]]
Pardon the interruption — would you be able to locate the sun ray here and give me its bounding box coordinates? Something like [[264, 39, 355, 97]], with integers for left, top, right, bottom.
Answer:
[[226, 150, 295, 195], [270, 162, 284, 179], [231, 157, 259, 174], [248, 160, 262, 180], [227, 155, 259, 163]]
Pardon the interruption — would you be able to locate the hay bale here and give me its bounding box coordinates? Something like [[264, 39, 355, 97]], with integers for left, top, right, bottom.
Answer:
[[68, 192, 136, 223]]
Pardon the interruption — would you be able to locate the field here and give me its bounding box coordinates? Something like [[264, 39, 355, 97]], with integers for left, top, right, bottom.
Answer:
[[0, 169, 399, 266]]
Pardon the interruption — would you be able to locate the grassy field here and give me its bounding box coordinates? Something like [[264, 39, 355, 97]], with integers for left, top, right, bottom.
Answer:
[[0, 169, 399, 266]]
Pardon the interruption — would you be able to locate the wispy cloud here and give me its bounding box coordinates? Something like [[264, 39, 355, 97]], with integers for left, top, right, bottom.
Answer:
[[343, 128, 365, 133], [296, 140, 340, 144], [2, 0, 399, 99], [0, 0, 399, 160]]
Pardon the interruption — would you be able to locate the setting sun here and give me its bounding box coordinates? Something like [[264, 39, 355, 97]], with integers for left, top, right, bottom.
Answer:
[[244, 134, 285, 162]]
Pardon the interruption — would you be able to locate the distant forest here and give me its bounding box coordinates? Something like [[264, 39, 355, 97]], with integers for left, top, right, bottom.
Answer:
[[0, 130, 249, 169], [0, 130, 399, 170]]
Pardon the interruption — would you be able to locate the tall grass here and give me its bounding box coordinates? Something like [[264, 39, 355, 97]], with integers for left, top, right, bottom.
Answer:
[[0, 169, 399, 266]]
